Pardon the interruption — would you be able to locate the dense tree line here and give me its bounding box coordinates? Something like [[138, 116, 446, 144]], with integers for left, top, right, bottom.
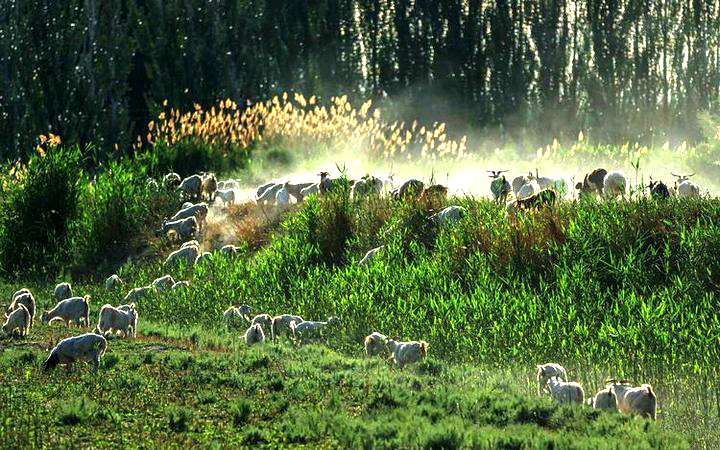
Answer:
[[1, 0, 719, 159]]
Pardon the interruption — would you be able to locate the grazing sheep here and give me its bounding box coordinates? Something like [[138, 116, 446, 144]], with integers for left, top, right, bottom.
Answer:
[[589, 386, 617, 410], [364, 332, 388, 357], [359, 245, 384, 266], [609, 382, 657, 419], [648, 180, 671, 199], [256, 183, 283, 205], [54, 282, 73, 301], [223, 179, 240, 190], [430, 205, 466, 226], [179, 174, 203, 200], [256, 180, 278, 198], [506, 190, 557, 220], [244, 323, 265, 346], [165, 244, 200, 268], [223, 303, 252, 326], [419, 184, 449, 203], [3, 304, 30, 336], [603, 170, 628, 198], [318, 171, 351, 194], [275, 182, 291, 206], [546, 376, 584, 404], [105, 274, 124, 291], [511, 174, 531, 196], [158, 216, 197, 241], [487, 170, 511, 202], [352, 176, 383, 199], [517, 180, 539, 200], [575, 168, 608, 197], [170, 203, 209, 227], [223, 307, 245, 327], [152, 275, 175, 291], [220, 244, 240, 257], [271, 314, 304, 342], [41, 295, 91, 328], [195, 251, 212, 265], [536, 363, 568, 396], [171, 281, 189, 290], [385, 338, 429, 369], [8, 291, 35, 331], [396, 178, 425, 201], [163, 172, 181, 187], [216, 189, 236, 206], [123, 286, 154, 303], [147, 178, 159, 190], [286, 181, 316, 202], [201, 173, 218, 201], [299, 183, 320, 200], [541, 175, 570, 197], [181, 240, 200, 249], [97, 304, 138, 338], [677, 179, 700, 198], [43, 333, 107, 372], [290, 316, 340, 344]]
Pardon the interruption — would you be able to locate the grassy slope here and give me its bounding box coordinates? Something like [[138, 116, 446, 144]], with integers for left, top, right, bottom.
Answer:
[[0, 322, 686, 449]]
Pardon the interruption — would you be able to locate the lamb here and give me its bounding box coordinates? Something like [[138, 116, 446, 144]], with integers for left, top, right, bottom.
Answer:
[[123, 286, 154, 303], [575, 168, 608, 197], [609, 382, 657, 419], [165, 244, 200, 268], [170, 203, 208, 227], [536, 363, 568, 396], [54, 282, 73, 301], [8, 291, 35, 331], [244, 323, 265, 346], [43, 333, 108, 372], [385, 338, 429, 369], [201, 173, 218, 201], [364, 332, 388, 357], [275, 182, 291, 206], [588, 386, 617, 410], [105, 274, 124, 291], [487, 170, 511, 202], [3, 304, 30, 336], [396, 178, 425, 201], [271, 314, 304, 342], [430, 205, 466, 226], [41, 295, 91, 328], [359, 245, 384, 266], [97, 304, 138, 338], [215, 189, 236, 206], [603, 170, 628, 198], [171, 281, 190, 290], [152, 275, 176, 291], [179, 174, 203, 200], [158, 216, 197, 241], [546, 376, 584, 404], [289, 316, 340, 344], [648, 180, 671, 199]]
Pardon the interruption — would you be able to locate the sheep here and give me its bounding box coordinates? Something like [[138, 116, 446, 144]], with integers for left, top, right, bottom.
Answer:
[[511, 174, 531, 196], [215, 189, 236, 206], [575, 168, 608, 197], [195, 251, 212, 265], [430, 205, 466, 226], [105, 274, 124, 291], [359, 245, 384, 266], [318, 171, 351, 194], [603, 170, 628, 198], [609, 382, 657, 419], [43, 333, 108, 372], [165, 244, 199, 268], [256, 183, 283, 205], [3, 304, 30, 336], [289, 316, 340, 344], [364, 332, 388, 357], [201, 173, 218, 201], [648, 180, 671, 199], [8, 291, 35, 331], [152, 275, 176, 291], [163, 172, 181, 187], [41, 295, 91, 328], [536, 363, 568, 396], [671, 173, 701, 198], [223, 303, 252, 326], [396, 178, 425, 201], [256, 180, 278, 198], [506, 190, 557, 220], [286, 181, 316, 202], [540, 175, 570, 197], [223, 179, 240, 190], [275, 182, 291, 206], [244, 323, 265, 347], [171, 281, 190, 290], [158, 216, 197, 241], [97, 304, 138, 338], [181, 239, 200, 249], [54, 282, 73, 301], [170, 203, 208, 227], [179, 174, 203, 200], [299, 183, 319, 200], [271, 314, 304, 342], [251, 314, 272, 333], [352, 176, 383, 199], [588, 386, 617, 410], [220, 244, 240, 257], [419, 184, 449, 203], [487, 170, 511, 202], [546, 376, 584, 404], [385, 338, 429, 369], [517, 180, 539, 199], [123, 286, 154, 303], [117, 302, 136, 313]]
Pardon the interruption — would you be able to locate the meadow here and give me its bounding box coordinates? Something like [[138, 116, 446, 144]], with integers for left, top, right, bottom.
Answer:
[[1, 95, 719, 447]]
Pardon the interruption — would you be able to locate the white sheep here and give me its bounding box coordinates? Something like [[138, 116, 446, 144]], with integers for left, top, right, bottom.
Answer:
[[540, 175, 570, 197], [588, 386, 617, 410], [215, 189, 236, 206], [299, 183, 319, 200], [172, 281, 189, 290], [511, 174, 531, 195], [256, 180, 278, 198], [257, 183, 283, 205], [223, 304, 252, 327], [152, 275, 176, 291], [603, 170, 628, 198], [97, 304, 138, 338], [165, 244, 199, 268], [123, 286, 154, 303], [41, 296, 91, 328], [546, 376, 584, 404], [159, 216, 197, 241], [364, 332, 388, 357], [677, 180, 700, 198], [220, 244, 240, 257], [359, 245, 384, 266], [609, 382, 657, 419], [289, 316, 340, 344], [8, 291, 36, 331], [170, 203, 208, 227], [275, 182, 291, 206], [105, 274, 124, 291], [536, 363, 568, 396], [430, 205, 466, 226], [43, 333, 107, 372], [54, 282, 73, 301], [3, 304, 30, 336], [517, 180, 539, 200], [271, 314, 304, 342], [179, 174, 203, 200], [163, 172, 181, 187], [385, 338, 429, 368], [224, 179, 240, 190], [195, 251, 212, 265], [244, 323, 265, 346], [251, 313, 272, 331]]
